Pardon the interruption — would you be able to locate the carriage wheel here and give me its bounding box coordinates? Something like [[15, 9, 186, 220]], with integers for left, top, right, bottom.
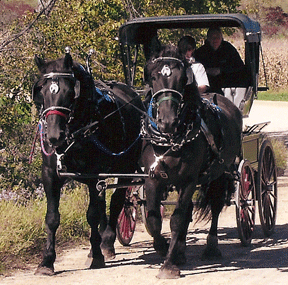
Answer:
[[116, 186, 137, 246], [139, 186, 164, 236], [257, 139, 277, 237], [235, 159, 256, 246]]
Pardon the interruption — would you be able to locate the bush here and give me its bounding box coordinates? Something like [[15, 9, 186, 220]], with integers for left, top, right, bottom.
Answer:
[[270, 138, 288, 175]]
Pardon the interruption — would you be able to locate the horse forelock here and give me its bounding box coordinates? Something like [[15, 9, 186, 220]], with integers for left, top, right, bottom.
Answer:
[[38, 57, 72, 75]]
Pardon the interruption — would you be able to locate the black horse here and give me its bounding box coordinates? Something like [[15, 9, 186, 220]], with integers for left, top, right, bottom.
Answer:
[[32, 51, 143, 275], [141, 45, 242, 279]]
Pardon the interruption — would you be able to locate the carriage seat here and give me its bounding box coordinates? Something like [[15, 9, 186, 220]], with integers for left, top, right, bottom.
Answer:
[[222, 86, 254, 117]]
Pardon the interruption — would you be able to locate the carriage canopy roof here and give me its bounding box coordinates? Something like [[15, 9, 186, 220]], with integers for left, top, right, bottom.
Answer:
[[119, 14, 261, 46]]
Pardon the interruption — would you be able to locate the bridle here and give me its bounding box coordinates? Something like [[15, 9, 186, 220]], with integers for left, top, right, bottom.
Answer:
[[37, 72, 78, 156], [149, 57, 185, 111], [40, 72, 77, 120]]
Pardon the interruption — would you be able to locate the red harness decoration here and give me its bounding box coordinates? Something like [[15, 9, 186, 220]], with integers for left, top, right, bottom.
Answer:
[[45, 110, 68, 119]]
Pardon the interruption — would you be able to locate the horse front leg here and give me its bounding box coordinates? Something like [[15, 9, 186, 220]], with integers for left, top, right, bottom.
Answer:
[[87, 182, 106, 269], [202, 177, 226, 260], [145, 179, 169, 258], [100, 183, 126, 260], [35, 165, 63, 276], [157, 183, 195, 279]]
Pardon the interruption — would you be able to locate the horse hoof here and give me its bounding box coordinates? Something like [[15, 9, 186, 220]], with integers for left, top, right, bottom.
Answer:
[[157, 263, 180, 279], [34, 266, 55, 276], [101, 247, 116, 261], [89, 257, 105, 269], [153, 236, 169, 257]]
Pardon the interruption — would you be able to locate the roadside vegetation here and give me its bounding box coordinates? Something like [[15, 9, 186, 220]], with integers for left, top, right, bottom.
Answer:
[[0, 184, 91, 274], [1, 0, 288, 275], [258, 90, 288, 101]]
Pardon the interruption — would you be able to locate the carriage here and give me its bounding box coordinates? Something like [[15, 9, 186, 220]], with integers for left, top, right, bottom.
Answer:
[[115, 14, 277, 247], [33, 13, 277, 278]]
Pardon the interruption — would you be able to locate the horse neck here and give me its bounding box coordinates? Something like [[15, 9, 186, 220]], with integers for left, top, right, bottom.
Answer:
[[68, 78, 95, 131]]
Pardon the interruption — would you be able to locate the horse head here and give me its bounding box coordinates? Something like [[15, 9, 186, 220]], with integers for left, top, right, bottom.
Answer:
[[144, 45, 190, 134], [32, 51, 88, 148]]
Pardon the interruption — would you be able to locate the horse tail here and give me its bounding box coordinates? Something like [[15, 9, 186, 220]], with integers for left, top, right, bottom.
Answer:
[[195, 171, 235, 222]]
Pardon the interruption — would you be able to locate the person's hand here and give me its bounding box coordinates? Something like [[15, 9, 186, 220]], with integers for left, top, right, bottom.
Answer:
[[206, 68, 220, 76]]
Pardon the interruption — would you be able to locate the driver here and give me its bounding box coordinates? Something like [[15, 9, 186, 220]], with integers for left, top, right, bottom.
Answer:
[[194, 27, 246, 94]]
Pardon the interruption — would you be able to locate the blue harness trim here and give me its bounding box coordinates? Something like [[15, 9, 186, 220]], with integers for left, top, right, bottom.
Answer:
[[148, 98, 158, 129], [90, 134, 140, 156], [95, 87, 113, 103]]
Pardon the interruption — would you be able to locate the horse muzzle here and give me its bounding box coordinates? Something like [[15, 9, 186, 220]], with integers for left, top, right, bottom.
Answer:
[[157, 117, 179, 134]]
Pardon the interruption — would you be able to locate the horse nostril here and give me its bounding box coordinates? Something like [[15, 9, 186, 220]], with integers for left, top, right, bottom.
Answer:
[[49, 137, 58, 146], [48, 131, 65, 146]]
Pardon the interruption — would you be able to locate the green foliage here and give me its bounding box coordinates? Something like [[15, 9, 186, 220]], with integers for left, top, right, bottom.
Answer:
[[1, 0, 241, 93], [0, 95, 42, 196], [270, 138, 288, 172]]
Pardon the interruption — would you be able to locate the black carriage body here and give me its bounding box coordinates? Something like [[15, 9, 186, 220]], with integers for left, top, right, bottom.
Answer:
[[118, 13, 264, 117]]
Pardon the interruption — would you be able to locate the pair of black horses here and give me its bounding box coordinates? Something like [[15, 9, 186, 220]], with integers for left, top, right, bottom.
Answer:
[[32, 45, 242, 279]]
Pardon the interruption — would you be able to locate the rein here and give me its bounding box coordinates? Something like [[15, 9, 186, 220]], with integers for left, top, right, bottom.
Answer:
[[29, 120, 55, 163]]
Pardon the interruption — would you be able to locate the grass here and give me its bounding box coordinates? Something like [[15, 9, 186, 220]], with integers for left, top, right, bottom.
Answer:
[[0, 185, 90, 274], [258, 90, 288, 101]]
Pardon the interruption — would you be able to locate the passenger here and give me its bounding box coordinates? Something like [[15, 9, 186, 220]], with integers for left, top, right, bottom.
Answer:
[[194, 27, 246, 94], [178, 35, 210, 95]]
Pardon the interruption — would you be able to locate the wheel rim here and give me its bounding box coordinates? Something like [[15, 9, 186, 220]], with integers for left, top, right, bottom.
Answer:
[[258, 142, 277, 236], [236, 160, 256, 246], [116, 187, 137, 245]]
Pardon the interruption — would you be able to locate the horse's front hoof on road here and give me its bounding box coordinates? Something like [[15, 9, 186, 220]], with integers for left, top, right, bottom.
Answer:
[[89, 256, 105, 269], [34, 265, 55, 276], [101, 246, 116, 261], [201, 234, 222, 260], [156, 262, 180, 279], [153, 235, 169, 257]]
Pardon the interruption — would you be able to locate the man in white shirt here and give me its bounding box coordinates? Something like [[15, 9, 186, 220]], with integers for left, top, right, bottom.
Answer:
[[178, 36, 210, 94]]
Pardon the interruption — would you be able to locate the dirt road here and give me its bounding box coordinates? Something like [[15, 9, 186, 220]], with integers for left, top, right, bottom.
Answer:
[[1, 173, 288, 285]]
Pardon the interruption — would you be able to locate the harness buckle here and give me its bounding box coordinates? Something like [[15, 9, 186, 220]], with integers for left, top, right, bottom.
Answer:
[[55, 152, 65, 171]]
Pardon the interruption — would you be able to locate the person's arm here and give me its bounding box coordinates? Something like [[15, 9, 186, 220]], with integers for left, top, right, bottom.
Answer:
[[192, 63, 210, 94]]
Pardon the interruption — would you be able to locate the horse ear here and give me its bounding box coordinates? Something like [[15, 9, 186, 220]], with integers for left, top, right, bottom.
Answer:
[[151, 37, 161, 56], [34, 55, 45, 70], [64, 53, 73, 70], [32, 80, 43, 106]]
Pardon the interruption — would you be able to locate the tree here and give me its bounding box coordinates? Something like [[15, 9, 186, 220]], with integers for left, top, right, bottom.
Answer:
[[0, 0, 240, 194]]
